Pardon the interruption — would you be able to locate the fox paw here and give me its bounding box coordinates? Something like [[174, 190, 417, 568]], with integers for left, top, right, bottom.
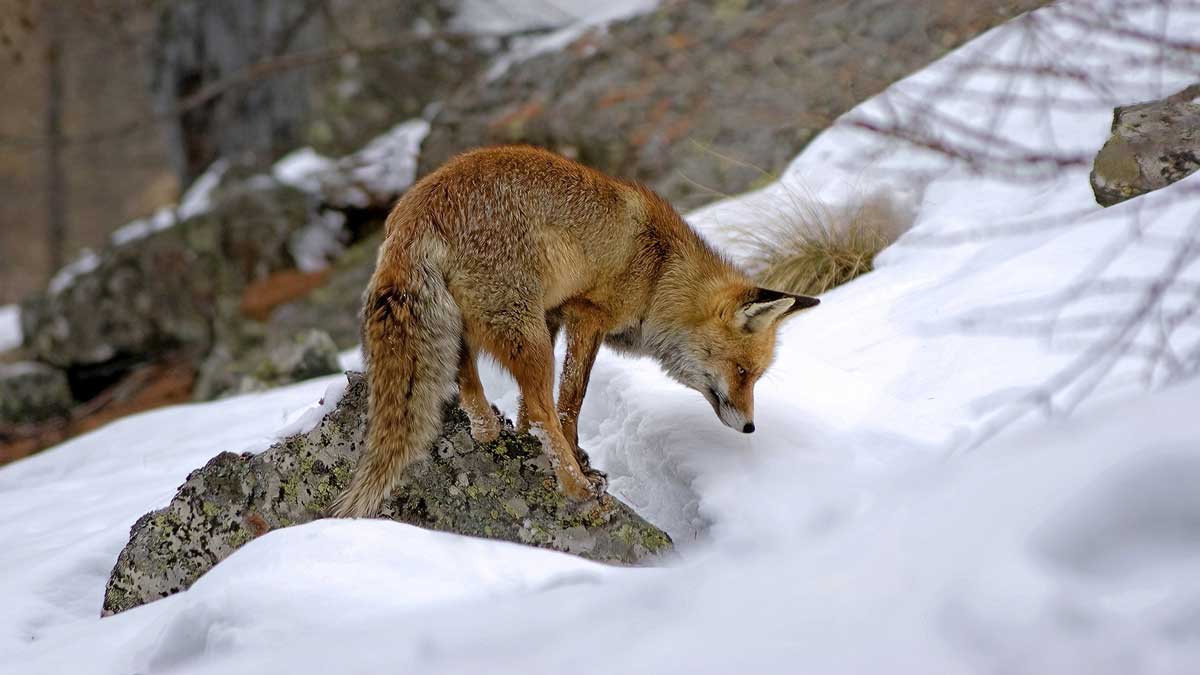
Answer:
[[470, 421, 500, 444], [468, 416, 501, 444], [583, 466, 608, 495], [573, 446, 607, 494]]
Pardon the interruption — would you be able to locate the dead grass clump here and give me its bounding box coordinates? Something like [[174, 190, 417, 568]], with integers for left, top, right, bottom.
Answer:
[[737, 190, 914, 296]]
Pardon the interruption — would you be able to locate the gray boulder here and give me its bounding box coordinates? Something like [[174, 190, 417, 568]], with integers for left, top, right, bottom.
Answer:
[[1091, 84, 1200, 207], [420, 0, 1046, 211], [194, 328, 342, 400], [20, 183, 310, 376], [0, 361, 73, 425], [265, 231, 380, 351], [102, 371, 672, 615]]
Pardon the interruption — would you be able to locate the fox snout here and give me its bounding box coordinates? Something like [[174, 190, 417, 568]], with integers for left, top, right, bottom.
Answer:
[[705, 386, 754, 433]]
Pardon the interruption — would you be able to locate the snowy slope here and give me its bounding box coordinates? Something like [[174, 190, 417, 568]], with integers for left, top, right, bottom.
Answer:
[[3, 2, 1200, 674]]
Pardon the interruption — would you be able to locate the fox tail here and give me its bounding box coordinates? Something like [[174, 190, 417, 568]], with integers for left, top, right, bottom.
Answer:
[[330, 230, 460, 518]]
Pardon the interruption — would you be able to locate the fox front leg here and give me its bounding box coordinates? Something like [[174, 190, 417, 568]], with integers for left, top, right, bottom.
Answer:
[[556, 310, 607, 492]]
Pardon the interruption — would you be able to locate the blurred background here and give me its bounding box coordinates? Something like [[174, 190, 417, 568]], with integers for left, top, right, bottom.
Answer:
[[0, 0, 1042, 303]]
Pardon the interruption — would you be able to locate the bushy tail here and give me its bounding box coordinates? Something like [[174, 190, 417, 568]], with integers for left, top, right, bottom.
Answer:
[[331, 234, 461, 518]]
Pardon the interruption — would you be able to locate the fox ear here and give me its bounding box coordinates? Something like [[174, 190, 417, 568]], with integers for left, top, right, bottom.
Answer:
[[733, 288, 820, 333]]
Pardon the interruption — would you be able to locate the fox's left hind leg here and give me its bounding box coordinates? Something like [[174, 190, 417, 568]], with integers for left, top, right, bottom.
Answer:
[[457, 339, 501, 444], [516, 311, 561, 434]]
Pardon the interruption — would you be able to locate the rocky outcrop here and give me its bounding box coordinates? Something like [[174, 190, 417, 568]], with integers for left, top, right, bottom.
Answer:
[[193, 328, 342, 400], [0, 362, 73, 425], [420, 0, 1047, 211], [19, 181, 311, 383], [264, 232, 381, 351], [1091, 84, 1200, 207], [102, 371, 672, 615]]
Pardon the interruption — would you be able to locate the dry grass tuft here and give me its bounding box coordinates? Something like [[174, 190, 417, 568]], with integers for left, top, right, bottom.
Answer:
[[736, 189, 914, 296]]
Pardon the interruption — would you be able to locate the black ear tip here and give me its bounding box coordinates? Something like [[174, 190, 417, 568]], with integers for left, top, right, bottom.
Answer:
[[795, 295, 820, 309]]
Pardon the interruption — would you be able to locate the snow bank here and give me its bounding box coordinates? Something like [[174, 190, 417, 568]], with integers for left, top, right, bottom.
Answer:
[[109, 160, 229, 247], [273, 118, 430, 208], [3, 2, 1200, 673], [45, 249, 100, 296], [479, 0, 659, 80], [137, 520, 621, 672], [452, 0, 658, 35], [0, 304, 20, 352]]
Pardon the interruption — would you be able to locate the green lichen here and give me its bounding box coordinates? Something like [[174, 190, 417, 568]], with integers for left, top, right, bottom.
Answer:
[[227, 528, 252, 548], [641, 527, 672, 552]]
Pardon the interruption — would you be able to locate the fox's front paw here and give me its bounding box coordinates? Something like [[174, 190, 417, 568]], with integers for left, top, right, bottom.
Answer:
[[559, 471, 596, 502], [583, 465, 608, 495], [572, 446, 607, 494], [469, 415, 501, 444]]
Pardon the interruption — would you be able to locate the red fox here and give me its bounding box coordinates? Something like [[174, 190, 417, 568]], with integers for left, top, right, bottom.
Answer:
[[331, 146, 819, 518]]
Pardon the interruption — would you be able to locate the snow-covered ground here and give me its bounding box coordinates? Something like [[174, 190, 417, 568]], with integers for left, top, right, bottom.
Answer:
[[0, 304, 20, 353], [451, 0, 658, 34], [4, 2, 1200, 673], [468, 0, 660, 80]]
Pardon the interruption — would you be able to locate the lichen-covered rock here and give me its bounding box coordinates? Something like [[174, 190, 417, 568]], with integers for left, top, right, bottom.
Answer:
[[420, 0, 1046, 211], [102, 371, 672, 615], [0, 361, 73, 424], [194, 329, 342, 399], [1091, 84, 1200, 207], [19, 184, 310, 375]]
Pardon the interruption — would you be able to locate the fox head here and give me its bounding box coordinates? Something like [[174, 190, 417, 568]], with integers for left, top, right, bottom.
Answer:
[[654, 286, 819, 434]]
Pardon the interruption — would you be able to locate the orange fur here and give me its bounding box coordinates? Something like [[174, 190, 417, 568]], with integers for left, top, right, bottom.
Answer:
[[332, 146, 819, 518]]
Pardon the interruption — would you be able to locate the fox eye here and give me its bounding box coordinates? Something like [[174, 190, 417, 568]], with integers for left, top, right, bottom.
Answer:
[[737, 366, 748, 378]]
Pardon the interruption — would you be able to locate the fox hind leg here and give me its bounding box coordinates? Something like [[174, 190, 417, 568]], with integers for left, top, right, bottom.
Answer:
[[516, 310, 561, 434], [457, 338, 501, 444]]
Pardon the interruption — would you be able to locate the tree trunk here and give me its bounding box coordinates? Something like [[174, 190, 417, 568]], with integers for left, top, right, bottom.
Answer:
[[150, 0, 326, 187], [43, 3, 66, 279]]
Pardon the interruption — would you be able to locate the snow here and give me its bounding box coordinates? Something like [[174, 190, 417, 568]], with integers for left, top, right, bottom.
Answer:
[[271, 148, 336, 194], [4, 2, 1200, 673], [479, 0, 659, 80], [273, 118, 430, 208], [275, 119, 430, 271], [109, 160, 229, 247], [452, 0, 658, 35], [288, 209, 348, 273], [45, 249, 100, 296], [0, 304, 20, 352]]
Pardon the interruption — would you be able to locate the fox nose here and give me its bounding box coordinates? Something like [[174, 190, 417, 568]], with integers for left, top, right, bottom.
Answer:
[[742, 422, 755, 434]]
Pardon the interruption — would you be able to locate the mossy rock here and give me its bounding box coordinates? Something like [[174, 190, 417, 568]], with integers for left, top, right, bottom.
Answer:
[[102, 371, 672, 615], [1091, 84, 1200, 207]]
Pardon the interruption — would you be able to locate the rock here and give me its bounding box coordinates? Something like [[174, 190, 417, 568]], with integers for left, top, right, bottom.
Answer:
[[265, 231, 381, 351], [102, 371, 672, 615], [20, 183, 311, 379], [194, 329, 342, 399], [419, 0, 1047, 211], [262, 330, 341, 384], [0, 361, 73, 425], [1091, 84, 1200, 207]]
